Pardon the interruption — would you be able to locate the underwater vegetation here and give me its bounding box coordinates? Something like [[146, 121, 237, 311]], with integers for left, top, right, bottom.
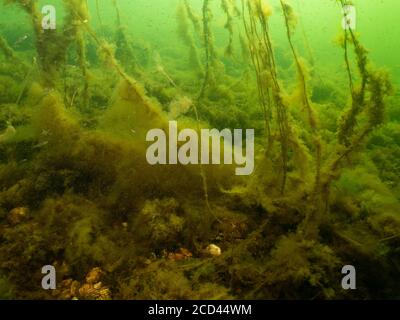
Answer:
[[0, 0, 399, 299]]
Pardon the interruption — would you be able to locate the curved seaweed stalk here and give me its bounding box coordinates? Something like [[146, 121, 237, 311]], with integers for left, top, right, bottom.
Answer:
[[0, 33, 30, 73], [328, 1, 392, 179], [0, 35, 17, 61], [295, 0, 315, 68], [300, 0, 393, 237], [337, 3, 369, 146]]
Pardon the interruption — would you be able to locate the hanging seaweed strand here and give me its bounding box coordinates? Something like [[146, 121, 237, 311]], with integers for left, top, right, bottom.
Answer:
[[182, 0, 219, 222], [111, 0, 139, 76], [221, 0, 235, 57], [184, 0, 202, 36], [242, 0, 291, 193], [63, 0, 90, 110], [279, 0, 322, 190], [241, 0, 271, 148], [176, 0, 203, 72], [198, 0, 215, 103]]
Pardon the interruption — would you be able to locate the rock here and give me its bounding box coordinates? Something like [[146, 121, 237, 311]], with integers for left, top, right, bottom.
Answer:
[[78, 283, 94, 297], [78, 267, 111, 300], [167, 247, 193, 261], [85, 267, 103, 284], [70, 280, 80, 297], [0, 123, 16, 143], [79, 283, 111, 300], [8, 207, 28, 224], [206, 244, 221, 257], [93, 282, 102, 290], [53, 279, 74, 300]]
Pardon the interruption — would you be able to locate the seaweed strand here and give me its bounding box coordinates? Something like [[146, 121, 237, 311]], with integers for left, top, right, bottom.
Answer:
[[280, 0, 321, 190]]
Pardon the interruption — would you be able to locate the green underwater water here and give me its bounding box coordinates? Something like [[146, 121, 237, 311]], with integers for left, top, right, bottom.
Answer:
[[0, 0, 399, 300]]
